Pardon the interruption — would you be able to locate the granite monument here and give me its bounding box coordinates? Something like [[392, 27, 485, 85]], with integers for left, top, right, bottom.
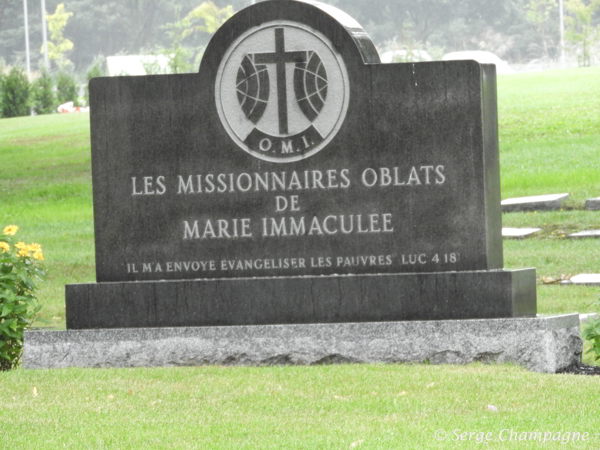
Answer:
[[25, 0, 584, 374], [66, 0, 537, 329]]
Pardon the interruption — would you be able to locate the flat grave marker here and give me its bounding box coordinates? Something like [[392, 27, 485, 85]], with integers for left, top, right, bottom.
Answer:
[[501, 193, 569, 212], [568, 230, 600, 239], [561, 274, 600, 286], [585, 197, 600, 211], [502, 227, 541, 239]]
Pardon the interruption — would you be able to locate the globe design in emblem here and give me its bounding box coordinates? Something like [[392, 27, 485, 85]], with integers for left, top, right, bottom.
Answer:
[[216, 21, 349, 163], [236, 55, 270, 124], [294, 51, 328, 122]]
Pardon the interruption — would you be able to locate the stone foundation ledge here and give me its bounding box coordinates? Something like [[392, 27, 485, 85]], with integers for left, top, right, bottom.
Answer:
[[24, 314, 581, 373]]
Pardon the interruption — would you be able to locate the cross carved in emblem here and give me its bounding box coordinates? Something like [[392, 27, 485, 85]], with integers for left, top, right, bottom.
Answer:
[[254, 28, 307, 135]]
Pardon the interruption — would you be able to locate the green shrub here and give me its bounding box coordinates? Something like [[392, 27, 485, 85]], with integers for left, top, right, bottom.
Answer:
[[0, 225, 45, 371], [0, 76, 4, 119], [2, 67, 30, 118], [56, 70, 78, 106], [84, 58, 106, 107], [32, 69, 55, 115], [0, 59, 5, 118], [583, 302, 600, 362]]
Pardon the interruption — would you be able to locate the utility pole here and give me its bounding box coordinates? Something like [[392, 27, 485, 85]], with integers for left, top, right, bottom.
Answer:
[[559, 0, 565, 68], [23, 0, 31, 81], [41, 0, 49, 70]]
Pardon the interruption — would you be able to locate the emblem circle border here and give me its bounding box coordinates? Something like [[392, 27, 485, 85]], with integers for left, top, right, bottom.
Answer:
[[215, 20, 350, 163]]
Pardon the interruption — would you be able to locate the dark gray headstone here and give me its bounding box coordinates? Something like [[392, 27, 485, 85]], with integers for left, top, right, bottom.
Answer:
[[67, 0, 536, 328]]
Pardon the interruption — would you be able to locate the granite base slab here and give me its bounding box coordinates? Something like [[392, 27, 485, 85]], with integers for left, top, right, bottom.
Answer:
[[24, 314, 581, 373], [66, 269, 536, 329]]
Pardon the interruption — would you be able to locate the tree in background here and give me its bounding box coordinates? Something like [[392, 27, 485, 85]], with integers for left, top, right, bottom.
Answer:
[[180, 1, 234, 68], [180, 1, 234, 35], [565, 0, 600, 65], [155, 2, 234, 73], [44, 3, 74, 71], [158, 6, 193, 74], [2, 0, 597, 69], [55, 71, 78, 106], [32, 69, 55, 115], [48, 3, 80, 108], [2, 67, 30, 118], [526, 0, 558, 59]]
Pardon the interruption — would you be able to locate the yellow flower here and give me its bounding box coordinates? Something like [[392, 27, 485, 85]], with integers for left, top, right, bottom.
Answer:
[[33, 250, 44, 261], [18, 248, 30, 257], [15, 242, 27, 250], [0, 242, 9, 253], [27, 243, 42, 252], [3, 225, 18, 236]]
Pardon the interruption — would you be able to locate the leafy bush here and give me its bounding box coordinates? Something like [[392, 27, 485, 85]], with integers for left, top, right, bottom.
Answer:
[[0, 77, 4, 119], [0, 58, 5, 118], [56, 70, 78, 106], [0, 225, 45, 371], [84, 59, 105, 106], [32, 69, 55, 115], [2, 67, 30, 118], [583, 301, 600, 362]]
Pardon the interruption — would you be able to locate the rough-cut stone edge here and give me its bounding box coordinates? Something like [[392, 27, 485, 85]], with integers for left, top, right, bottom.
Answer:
[[501, 193, 569, 212], [502, 228, 541, 239], [585, 198, 600, 211], [24, 314, 581, 373]]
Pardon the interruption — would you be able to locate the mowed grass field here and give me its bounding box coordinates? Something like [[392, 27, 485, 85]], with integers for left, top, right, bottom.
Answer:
[[1, 364, 600, 450], [0, 67, 599, 449]]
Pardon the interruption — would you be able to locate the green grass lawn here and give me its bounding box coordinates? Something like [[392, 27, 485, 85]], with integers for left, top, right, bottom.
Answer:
[[1, 113, 94, 327], [1, 68, 599, 448], [498, 67, 600, 204], [1, 364, 599, 450]]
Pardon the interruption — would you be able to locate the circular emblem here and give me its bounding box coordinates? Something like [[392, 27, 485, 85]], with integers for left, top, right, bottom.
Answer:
[[215, 21, 350, 163]]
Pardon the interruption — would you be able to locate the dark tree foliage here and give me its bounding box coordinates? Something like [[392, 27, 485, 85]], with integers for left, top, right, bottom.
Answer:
[[1, 0, 597, 69], [2, 67, 30, 118], [0, 0, 41, 69], [32, 69, 55, 115]]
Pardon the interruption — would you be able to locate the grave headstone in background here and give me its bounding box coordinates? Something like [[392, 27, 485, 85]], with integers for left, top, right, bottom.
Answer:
[[26, 0, 582, 373], [501, 193, 569, 212], [585, 197, 600, 211], [561, 274, 600, 286], [568, 230, 600, 239], [502, 228, 541, 239], [106, 55, 170, 76]]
